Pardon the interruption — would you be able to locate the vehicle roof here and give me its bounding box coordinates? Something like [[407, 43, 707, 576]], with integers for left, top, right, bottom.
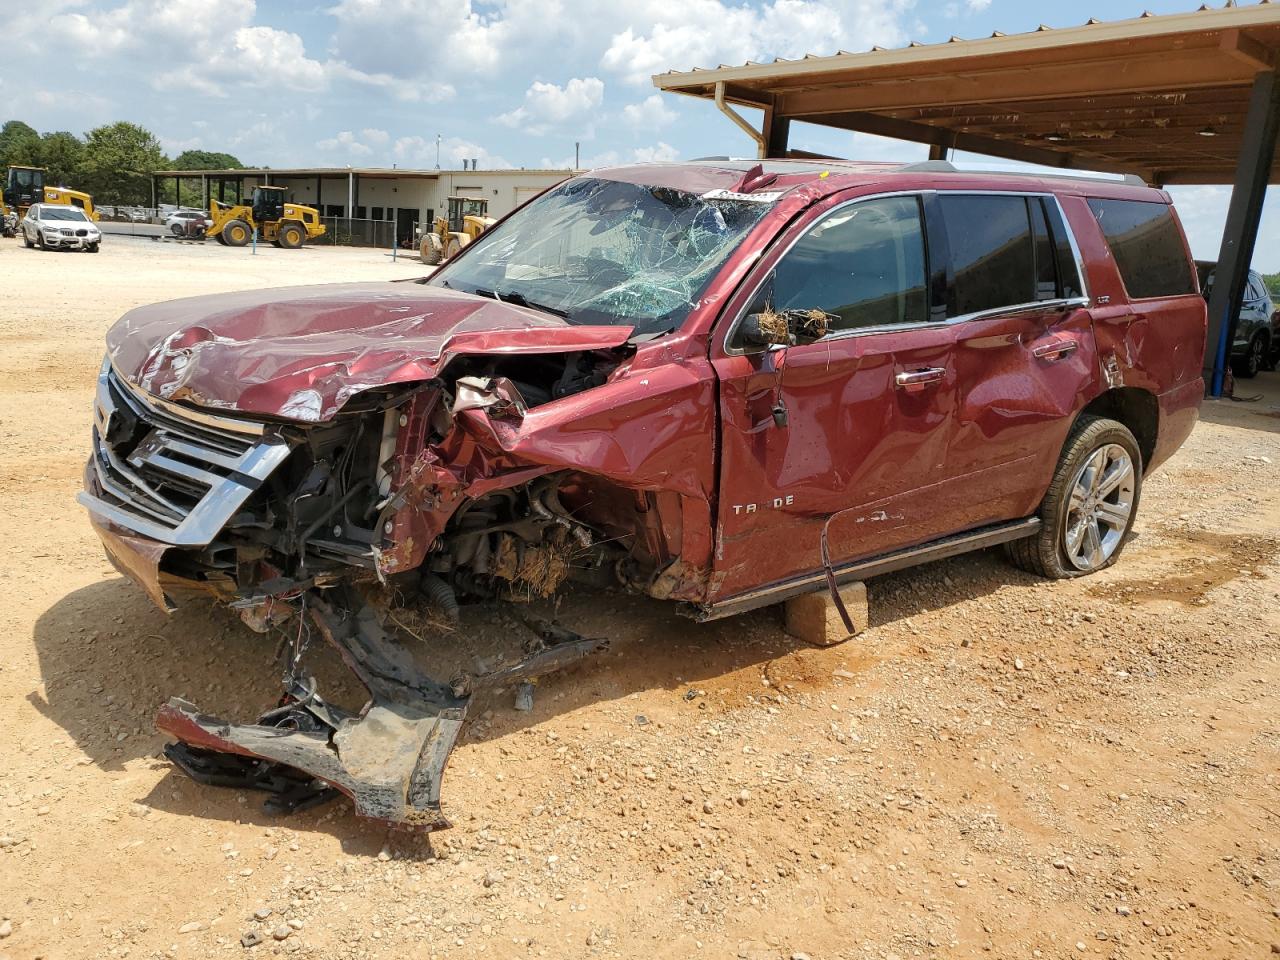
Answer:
[[1195, 259, 1262, 278], [591, 158, 1170, 203]]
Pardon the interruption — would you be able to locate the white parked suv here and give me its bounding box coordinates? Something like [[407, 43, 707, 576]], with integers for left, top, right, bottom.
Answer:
[[164, 209, 210, 237], [22, 204, 102, 252]]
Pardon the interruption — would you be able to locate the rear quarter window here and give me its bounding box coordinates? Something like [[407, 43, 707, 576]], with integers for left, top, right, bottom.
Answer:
[[1086, 198, 1196, 300]]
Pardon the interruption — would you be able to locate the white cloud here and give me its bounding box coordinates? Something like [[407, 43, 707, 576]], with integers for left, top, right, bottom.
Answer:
[[622, 95, 677, 130], [327, 0, 509, 74], [317, 131, 376, 156], [497, 77, 605, 135], [393, 136, 513, 171], [966, 0, 992, 10], [46, 0, 455, 103], [601, 0, 912, 85], [541, 142, 678, 169], [631, 141, 679, 163], [160, 135, 205, 155]]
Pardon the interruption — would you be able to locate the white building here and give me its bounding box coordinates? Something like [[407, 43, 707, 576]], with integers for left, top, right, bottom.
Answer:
[[151, 166, 579, 244]]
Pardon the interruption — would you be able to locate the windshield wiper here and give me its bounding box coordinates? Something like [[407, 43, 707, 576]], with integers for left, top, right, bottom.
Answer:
[[473, 288, 570, 320]]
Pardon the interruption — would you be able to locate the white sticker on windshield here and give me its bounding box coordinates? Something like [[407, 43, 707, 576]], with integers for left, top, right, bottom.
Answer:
[[700, 188, 784, 203]]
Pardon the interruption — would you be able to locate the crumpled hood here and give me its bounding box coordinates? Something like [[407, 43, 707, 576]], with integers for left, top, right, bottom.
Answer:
[[106, 282, 634, 422]]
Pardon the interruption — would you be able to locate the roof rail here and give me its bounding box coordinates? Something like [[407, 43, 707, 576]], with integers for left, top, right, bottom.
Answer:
[[899, 159, 1147, 187]]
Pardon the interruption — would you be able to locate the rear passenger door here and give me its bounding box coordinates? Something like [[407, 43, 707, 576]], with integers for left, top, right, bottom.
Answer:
[[935, 192, 1097, 532]]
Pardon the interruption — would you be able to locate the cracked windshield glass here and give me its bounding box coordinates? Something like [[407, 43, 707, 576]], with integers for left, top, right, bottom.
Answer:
[[430, 176, 772, 336]]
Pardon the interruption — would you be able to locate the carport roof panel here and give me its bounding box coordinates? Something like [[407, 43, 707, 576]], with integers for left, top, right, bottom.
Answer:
[[653, 2, 1280, 184]]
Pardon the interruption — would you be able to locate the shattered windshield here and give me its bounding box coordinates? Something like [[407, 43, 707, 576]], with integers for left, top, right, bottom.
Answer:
[[429, 176, 772, 336]]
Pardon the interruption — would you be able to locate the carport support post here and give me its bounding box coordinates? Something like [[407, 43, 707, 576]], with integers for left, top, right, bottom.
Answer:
[[763, 106, 790, 159], [1206, 70, 1280, 397]]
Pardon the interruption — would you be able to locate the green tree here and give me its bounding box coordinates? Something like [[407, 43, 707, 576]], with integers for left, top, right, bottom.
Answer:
[[161, 149, 247, 206], [172, 149, 244, 170], [38, 131, 86, 187], [0, 120, 40, 167], [79, 121, 168, 205]]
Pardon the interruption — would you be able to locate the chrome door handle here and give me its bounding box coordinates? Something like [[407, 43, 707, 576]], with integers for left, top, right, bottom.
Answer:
[[894, 367, 946, 393], [1032, 340, 1078, 361]]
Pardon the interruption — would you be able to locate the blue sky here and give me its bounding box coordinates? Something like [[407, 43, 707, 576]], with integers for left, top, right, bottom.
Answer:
[[9, 0, 1278, 268]]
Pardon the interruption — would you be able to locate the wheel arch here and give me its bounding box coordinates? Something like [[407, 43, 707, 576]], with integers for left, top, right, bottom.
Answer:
[[1076, 387, 1158, 473]]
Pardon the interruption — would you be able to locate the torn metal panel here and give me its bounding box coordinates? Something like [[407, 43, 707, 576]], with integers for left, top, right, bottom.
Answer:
[[157, 591, 468, 829], [156, 590, 610, 829]]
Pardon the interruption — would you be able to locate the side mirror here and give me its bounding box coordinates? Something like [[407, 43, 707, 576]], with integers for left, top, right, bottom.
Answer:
[[739, 311, 790, 351], [739, 307, 832, 352]]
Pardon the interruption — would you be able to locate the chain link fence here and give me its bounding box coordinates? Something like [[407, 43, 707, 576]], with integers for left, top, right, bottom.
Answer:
[[317, 217, 417, 249], [92, 208, 420, 249]]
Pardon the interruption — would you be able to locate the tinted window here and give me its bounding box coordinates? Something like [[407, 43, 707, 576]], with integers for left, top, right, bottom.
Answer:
[[771, 195, 928, 332], [940, 195, 1036, 315], [1044, 200, 1084, 300], [1087, 198, 1195, 299], [1030, 199, 1055, 299]]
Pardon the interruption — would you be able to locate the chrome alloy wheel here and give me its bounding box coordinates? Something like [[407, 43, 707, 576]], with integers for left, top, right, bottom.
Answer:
[[1063, 443, 1135, 571]]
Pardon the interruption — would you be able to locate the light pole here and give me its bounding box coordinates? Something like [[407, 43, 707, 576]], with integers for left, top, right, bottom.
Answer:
[[435, 134, 441, 170]]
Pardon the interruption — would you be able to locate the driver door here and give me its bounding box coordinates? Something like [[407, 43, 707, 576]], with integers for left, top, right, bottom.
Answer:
[[710, 193, 959, 602]]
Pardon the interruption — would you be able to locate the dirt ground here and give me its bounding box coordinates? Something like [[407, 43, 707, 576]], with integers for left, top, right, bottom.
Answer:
[[1, 235, 1278, 960]]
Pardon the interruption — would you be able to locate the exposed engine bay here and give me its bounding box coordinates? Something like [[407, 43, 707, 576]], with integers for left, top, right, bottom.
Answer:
[[82, 340, 703, 830]]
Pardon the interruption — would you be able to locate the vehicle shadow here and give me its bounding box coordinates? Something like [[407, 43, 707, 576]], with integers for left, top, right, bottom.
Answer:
[[29, 549, 1023, 851]]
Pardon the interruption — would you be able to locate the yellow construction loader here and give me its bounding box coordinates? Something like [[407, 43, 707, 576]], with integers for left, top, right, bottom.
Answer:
[[206, 185, 325, 248], [1, 165, 45, 237], [42, 185, 100, 221], [419, 196, 495, 264]]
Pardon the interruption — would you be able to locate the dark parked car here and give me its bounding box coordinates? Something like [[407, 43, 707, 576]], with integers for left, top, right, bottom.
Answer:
[[80, 160, 1206, 828], [1196, 261, 1275, 378]]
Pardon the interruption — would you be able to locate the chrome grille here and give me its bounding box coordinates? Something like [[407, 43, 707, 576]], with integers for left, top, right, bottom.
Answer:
[[78, 362, 292, 546]]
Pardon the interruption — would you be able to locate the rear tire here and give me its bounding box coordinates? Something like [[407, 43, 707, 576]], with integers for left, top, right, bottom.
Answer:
[[170, 223, 186, 237], [1005, 415, 1142, 579], [223, 219, 251, 247], [277, 223, 304, 249], [1233, 334, 1265, 379]]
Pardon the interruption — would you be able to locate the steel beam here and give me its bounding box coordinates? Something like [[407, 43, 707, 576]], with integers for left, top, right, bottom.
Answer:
[[1205, 70, 1280, 396], [763, 107, 790, 159]]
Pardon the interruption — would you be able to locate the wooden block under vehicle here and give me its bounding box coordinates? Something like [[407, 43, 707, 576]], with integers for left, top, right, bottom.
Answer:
[[784, 582, 869, 646]]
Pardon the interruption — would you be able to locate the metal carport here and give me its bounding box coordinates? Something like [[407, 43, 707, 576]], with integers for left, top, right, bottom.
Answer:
[[653, 2, 1280, 396]]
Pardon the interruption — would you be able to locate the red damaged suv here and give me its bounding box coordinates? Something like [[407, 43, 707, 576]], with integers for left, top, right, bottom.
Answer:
[[80, 159, 1206, 828]]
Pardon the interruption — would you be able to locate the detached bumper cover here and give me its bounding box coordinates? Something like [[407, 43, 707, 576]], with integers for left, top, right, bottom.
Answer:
[[157, 593, 468, 829], [153, 590, 606, 830]]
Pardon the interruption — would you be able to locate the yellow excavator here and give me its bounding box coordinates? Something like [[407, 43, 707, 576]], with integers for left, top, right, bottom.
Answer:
[[205, 185, 325, 248], [419, 196, 495, 264]]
